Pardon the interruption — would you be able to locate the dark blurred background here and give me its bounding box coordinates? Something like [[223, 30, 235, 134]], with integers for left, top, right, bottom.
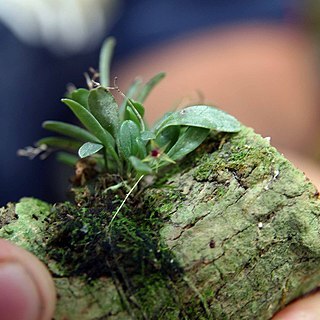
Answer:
[[1, 0, 320, 206]]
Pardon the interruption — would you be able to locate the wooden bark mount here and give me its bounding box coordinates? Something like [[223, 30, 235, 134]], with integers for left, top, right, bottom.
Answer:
[[1, 127, 320, 319]]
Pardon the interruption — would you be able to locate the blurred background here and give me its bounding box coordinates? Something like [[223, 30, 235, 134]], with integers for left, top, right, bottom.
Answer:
[[1, 0, 320, 205]]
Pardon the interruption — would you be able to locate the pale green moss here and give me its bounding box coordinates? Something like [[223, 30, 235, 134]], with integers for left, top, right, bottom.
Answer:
[[0, 198, 51, 259]]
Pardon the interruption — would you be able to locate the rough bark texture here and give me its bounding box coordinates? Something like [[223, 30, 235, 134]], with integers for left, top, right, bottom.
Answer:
[[1, 127, 320, 319]]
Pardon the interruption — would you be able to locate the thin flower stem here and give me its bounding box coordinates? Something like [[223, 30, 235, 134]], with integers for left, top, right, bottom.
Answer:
[[107, 175, 144, 231]]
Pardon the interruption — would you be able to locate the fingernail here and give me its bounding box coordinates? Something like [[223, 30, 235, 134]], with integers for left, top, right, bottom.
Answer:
[[0, 262, 41, 320]]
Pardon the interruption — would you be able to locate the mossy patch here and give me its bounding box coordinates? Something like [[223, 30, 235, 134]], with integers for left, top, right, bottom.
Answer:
[[43, 172, 186, 318]]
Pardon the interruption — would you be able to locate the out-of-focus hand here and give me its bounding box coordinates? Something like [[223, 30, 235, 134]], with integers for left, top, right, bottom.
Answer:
[[273, 291, 320, 320], [0, 239, 56, 320]]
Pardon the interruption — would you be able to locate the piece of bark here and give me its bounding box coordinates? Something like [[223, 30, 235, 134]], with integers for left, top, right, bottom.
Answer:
[[1, 127, 320, 319]]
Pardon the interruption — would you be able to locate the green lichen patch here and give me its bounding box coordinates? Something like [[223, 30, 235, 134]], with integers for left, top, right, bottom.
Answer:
[[193, 127, 276, 185], [0, 198, 52, 258], [54, 277, 126, 319]]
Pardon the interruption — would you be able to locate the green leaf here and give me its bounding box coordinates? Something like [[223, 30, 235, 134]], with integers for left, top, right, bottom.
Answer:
[[120, 78, 143, 119], [62, 98, 119, 163], [88, 87, 120, 137], [119, 120, 141, 159], [130, 99, 145, 117], [42, 121, 100, 143], [125, 105, 139, 127], [56, 152, 79, 166], [141, 131, 156, 141], [167, 127, 209, 161], [155, 126, 180, 151], [78, 142, 104, 158], [124, 100, 146, 130], [154, 105, 241, 134], [36, 137, 82, 150], [70, 88, 90, 109], [99, 37, 116, 87], [137, 72, 165, 103], [136, 137, 147, 158], [129, 156, 153, 175]]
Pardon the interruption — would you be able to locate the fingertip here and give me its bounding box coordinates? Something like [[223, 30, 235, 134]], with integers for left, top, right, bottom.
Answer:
[[273, 291, 320, 320], [0, 239, 56, 320]]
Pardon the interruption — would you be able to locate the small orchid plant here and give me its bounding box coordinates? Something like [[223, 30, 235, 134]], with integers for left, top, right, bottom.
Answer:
[[28, 38, 240, 182]]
